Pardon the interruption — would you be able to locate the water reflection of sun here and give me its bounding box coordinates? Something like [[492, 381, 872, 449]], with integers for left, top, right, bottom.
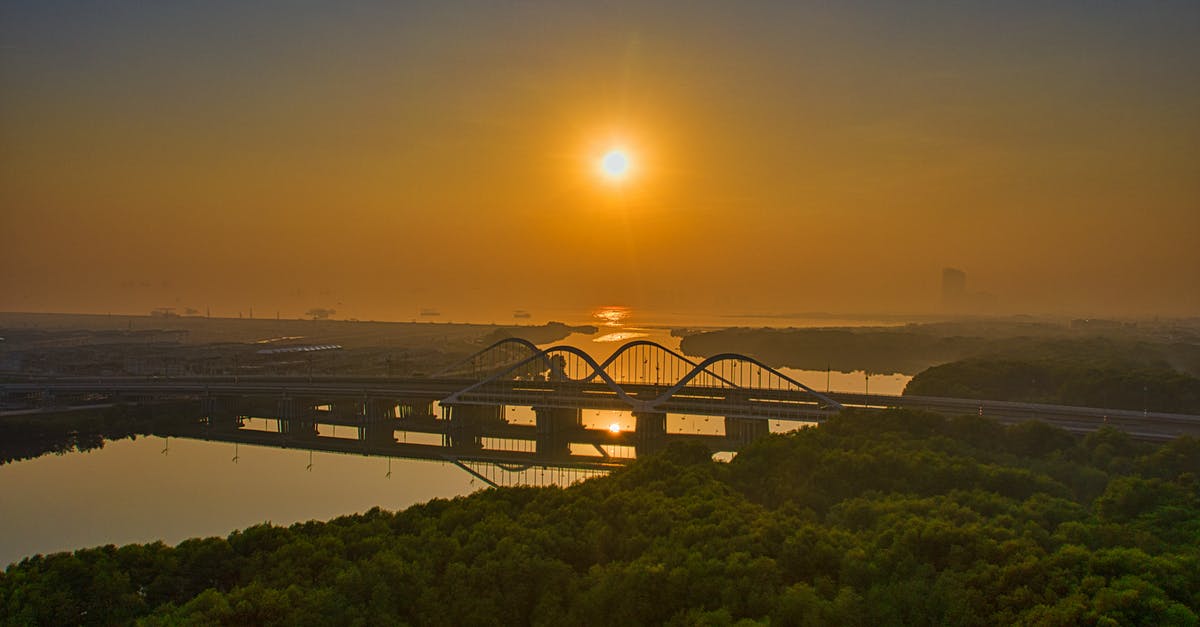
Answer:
[[592, 306, 630, 327], [586, 410, 632, 433], [594, 331, 649, 343]]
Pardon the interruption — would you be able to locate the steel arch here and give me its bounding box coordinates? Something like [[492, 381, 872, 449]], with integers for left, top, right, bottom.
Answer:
[[441, 340, 843, 413], [434, 337, 542, 378]]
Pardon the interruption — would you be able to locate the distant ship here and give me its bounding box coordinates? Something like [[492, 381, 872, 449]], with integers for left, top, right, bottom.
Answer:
[[513, 310, 532, 319], [419, 308, 441, 317]]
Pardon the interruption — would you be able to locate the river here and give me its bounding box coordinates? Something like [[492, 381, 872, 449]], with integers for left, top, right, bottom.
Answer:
[[0, 307, 913, 567]]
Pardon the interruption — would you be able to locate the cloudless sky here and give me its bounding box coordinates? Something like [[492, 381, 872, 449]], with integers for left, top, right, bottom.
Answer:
[[2, 1, 1197, 320]]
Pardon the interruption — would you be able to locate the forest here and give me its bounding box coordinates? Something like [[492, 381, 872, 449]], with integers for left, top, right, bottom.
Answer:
[[2, 409, 1197, 625], [900, 332, 1200, 414], [905, 358, 1200, 414], [676, 323, 1200, 413]]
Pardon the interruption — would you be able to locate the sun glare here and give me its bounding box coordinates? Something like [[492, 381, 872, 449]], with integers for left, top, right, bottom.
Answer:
[[608, 422, 622, 433], [599, 148, 632, 182]]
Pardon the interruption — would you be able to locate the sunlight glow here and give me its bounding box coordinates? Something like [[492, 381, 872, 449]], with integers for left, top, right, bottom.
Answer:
[[599, 149, 632, 182], [608, 422, 621, 434]]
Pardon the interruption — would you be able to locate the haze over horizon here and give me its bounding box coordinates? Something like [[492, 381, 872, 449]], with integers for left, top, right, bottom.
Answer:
[[2, 1, 1198, 321]]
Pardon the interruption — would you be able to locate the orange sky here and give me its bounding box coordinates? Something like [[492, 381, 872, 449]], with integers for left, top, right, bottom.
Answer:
[[2, 2, 1198, 320]]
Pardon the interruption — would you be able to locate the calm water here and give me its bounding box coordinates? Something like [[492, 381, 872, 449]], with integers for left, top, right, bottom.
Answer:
[[0, 307, 911, 567], [0, 437, 479, 567]]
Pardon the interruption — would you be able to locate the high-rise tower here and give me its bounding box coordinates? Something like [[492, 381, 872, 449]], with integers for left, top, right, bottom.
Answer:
[[942, 268, 967, 311]]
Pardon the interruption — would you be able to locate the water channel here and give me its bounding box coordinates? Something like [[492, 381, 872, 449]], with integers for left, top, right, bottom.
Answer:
[[0, 309, 911, 567]]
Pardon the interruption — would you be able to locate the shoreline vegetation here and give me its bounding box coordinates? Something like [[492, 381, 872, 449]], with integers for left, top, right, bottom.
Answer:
[[906, 358, 1200, 414], [0, 404, 198, 467], [2, 409, 1197, 624], [679, 322, 1200, 414], [676, 321, 1200, 377]]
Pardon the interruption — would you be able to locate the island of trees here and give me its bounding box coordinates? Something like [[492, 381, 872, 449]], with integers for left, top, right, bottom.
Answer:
[[3, 409, 1197, 625]]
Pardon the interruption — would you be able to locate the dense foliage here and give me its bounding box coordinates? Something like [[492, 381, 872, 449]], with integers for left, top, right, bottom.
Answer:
[[3, 409, 1198, 625], [905, 359, 1200, 414]]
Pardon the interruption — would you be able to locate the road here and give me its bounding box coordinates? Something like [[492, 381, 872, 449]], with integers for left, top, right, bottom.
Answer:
[[3, 375, 1198, 441]]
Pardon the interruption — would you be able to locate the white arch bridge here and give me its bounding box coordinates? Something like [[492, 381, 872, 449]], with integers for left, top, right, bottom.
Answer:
[[427, 338, 844, 455], [1, 340, 843, 468], [436, 337, 843, 419], [5, 339, 1196, 475]]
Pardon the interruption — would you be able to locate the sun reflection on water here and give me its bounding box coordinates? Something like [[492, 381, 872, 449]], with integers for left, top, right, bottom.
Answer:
[[592, 306, 630, 327], [593, 331, 649, 343]]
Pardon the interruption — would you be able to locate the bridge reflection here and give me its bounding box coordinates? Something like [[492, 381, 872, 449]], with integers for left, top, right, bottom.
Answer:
[[12, 337, 1191, 484], [165, 403, 801, 488], [183, 422, 612, 489]]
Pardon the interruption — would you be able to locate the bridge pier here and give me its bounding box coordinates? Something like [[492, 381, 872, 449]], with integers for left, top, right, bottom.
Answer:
[[725, 417, 770, 447], [359, 422, 397, 445], [329, 401, 361, 422], [280, 416, 318, 440], [358, 398, 396, 423], [355, 399, 397, 443], [397, 397, 434, 419], [444, 404, 502, 450], [634, 412, 667, 456], [203, 396, 245, 431], [276, 397, 302, 421], [535, 406, 581, 459]]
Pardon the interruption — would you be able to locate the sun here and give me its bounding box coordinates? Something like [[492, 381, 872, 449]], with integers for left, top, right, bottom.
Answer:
[[608, 422, 622, 433], [598, 148, 632, 182]]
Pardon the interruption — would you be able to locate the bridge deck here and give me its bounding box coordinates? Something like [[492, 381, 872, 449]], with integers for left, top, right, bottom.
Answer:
[[3, 375, 1198, 441]]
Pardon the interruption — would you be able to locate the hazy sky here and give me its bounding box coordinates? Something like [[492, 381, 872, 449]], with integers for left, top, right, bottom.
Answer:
[[2, 1, 1197, 320]]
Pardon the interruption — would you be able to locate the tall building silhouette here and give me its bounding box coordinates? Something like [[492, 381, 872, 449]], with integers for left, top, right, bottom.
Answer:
[[942, 267, 967, 311]]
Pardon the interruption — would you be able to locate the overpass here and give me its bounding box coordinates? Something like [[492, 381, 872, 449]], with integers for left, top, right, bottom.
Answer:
[[3, 339, 1198, 451]]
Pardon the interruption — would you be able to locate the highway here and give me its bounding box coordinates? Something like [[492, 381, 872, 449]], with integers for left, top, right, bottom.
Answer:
[[3, 375, 1198, 441]]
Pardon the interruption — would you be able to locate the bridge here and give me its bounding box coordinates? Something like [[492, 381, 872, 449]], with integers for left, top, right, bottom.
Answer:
[[3, 339, 1198, 483]]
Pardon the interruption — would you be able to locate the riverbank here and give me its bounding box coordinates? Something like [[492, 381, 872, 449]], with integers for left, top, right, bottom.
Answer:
[[3, 409, 1196, 624]]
